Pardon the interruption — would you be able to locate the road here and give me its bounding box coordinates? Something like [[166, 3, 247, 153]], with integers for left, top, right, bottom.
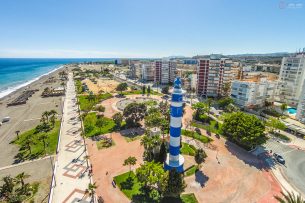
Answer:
[[263, 138, 305, 195]]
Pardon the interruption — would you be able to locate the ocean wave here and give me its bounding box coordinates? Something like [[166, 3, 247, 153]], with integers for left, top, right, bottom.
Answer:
[[0, 65, 63, 99]]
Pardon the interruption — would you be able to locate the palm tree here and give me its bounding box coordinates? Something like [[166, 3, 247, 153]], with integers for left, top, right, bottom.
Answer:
[[24, 138, 34, 154], [281, 103, 288, 115], [15, 172, 30, 188], [274, 191, 305, 203], [42, 111, 50, 123], [85, 182, 97, 201], [206, 98, 213, 115], [49, 110, 57, 127], [0, 176, 15, 199], [38, 134, 49, 152], [15, 130, 20, 140], [123, 156, 137, 173]]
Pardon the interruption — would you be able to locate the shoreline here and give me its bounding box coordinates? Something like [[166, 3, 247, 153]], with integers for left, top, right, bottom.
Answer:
[[0, 65, 66, 102]]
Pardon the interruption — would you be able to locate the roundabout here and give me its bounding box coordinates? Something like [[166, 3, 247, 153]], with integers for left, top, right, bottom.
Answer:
[[115, 96, 159, 111]]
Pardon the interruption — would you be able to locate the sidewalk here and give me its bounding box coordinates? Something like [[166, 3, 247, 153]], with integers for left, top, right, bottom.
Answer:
[[50, 73, 92, 203], [279, 130, 305, 150]]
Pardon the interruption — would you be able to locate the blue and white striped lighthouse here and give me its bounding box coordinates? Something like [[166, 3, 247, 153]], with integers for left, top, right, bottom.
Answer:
[[164, 77, 185, 173]]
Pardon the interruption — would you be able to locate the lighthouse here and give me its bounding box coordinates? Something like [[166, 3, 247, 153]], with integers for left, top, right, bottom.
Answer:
[[164, 77, 185, 173]]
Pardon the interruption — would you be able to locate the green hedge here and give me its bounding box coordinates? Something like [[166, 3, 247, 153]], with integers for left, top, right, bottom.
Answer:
[[181, 129, 212, 143]]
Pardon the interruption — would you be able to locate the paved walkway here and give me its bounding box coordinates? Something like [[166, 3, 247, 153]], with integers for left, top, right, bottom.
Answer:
[[50, 73, 92, 203]]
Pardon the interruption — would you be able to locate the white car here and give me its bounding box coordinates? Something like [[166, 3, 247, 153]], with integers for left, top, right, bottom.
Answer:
[[2, 117, 10, 123]]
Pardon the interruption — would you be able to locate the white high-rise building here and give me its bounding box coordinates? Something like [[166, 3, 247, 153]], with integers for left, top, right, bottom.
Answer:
[[278, 53, 305, 105], [141, 63, 155, 82], [231, 78, 278, 108]]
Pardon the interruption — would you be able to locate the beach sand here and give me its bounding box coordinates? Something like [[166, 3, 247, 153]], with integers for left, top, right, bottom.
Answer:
[[0, 65, 74, 201]]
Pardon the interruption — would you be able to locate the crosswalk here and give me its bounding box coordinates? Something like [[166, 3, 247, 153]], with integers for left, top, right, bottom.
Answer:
[[263, 138, 296, 157]]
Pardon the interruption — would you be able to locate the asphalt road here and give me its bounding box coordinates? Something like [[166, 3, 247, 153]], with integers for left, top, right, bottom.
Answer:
[[264, 138, 305, 195]]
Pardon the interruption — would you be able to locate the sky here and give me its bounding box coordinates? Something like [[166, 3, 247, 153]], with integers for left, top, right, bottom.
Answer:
[[0, 0, 304, 58]]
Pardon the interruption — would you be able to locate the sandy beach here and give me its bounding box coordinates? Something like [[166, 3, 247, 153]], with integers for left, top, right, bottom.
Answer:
[[0, 65, 72, 202]]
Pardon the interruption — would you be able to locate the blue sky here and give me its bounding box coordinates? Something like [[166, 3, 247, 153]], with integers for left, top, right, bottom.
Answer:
[[0, 0, 304, 58]]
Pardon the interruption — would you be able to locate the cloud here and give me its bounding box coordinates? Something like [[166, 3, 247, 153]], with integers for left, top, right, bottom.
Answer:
[[0, 49, 157, 58]]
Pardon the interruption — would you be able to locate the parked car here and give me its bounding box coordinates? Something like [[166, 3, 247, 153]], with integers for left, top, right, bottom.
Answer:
[[273, 153, 285, 164], [2, 117, 10, 123]]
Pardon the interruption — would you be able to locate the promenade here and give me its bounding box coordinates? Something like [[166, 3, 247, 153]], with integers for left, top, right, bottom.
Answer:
[[50, 73, 92, 203]]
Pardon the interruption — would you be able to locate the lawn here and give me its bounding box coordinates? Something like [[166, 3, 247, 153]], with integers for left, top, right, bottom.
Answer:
[[96, 139, 115, 150], [181, 129, 212, 143], [12, 121, 60, 161], [83, 113, 116, 137], [122, 89, 162, 96], [75, 79, 83, 94], [270, 132, 291, 142], [180, 193, 199, 203], [78, 93, 112, 111], [180, 143, 197, 156], [191, 120, 223, 135], [123, 131, 143, 142], [114, 171, 142, 199], [114, 172, 199, 203], [184, 165, 198, 177]]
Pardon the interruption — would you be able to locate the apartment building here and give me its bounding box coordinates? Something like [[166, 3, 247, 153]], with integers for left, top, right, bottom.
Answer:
[[128, 63, 141, 79], [154, 60, 176, 84], [196, 55, 233, 97], [141, 63, 155, 82], [278, 53, 305, 105], [231, 77, 278, 108], [297, 83, 305, 123]]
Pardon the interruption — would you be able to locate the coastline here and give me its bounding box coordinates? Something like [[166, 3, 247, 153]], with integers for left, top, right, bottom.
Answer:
[[0, 65, 65, 102]]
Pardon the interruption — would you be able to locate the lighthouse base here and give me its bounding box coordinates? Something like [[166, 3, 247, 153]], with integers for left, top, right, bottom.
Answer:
[[164, 153, 185, 173]]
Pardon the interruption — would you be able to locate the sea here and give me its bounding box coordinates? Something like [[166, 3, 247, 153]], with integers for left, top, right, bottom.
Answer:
[[0, 58, 114, 99]]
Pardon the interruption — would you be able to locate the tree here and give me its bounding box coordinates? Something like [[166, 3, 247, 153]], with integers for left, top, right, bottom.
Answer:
[[95, 105, 105, 112], [116, 83, 128, 95], [275, 191, 305, 203], [24, 138, 35, 154], [15, 130, 20, 140], [87, 91, 96, 102], [161, 86, 169, 94], [38, 134, 49, 152], [0, 174, 34, 203], [112, 112, 123, 129], [195, 148, 207, 168], [96, 117, 106, 132], [160, 169, 186, 198], [85, 182, 97, 200], [147, 85, 151, 96], [192, 102, 208, 121], [145, 111, 163, 129], [206, 98, 213, 113], [41, 111, 50, 123], [135, 161, 165, 190], [49, 110, 57, 127], [222, 112, 267, 149], [123, 156, 137, 173], [222, 82, 231, 97], [218, 97, 234, 109], [281, 103, 288, 115], [266, 118, 286, 134], [15, 172, 30, 188], [142, 85, 146, 95], [158, 141, 167, 163], [140, 134, 162, 161], [123, 102, 147, 128]]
